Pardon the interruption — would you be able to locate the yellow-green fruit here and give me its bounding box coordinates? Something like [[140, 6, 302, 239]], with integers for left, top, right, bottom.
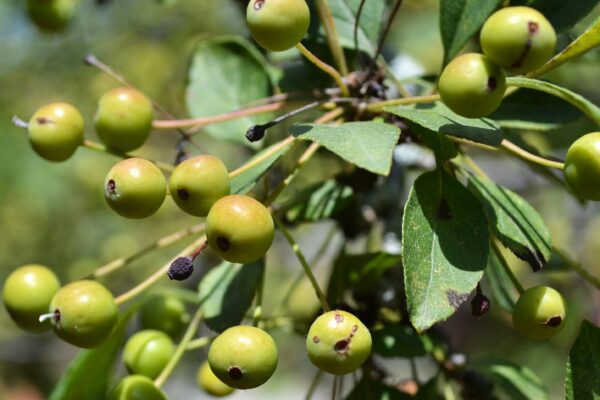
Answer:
[[306, 310, 372, 375], [107, 375, 167, 400], [205, 195, 274, 264], [27, 0, 79, 32], [140, 296, 190, 339], [208, 326, 278, 389], [49, 280, 118, 348], [104, 158, 167, 219], [95, 87, 153, 152], [481, 6, 556, 75], [123, 330, 175, 379], [169, 155, 231, 217], [438, 53, 506, 118], [2, 265, 60, 332], [247, 0, 310, 52], [564, 132, 600, 201], [197, 360, 235, 397], [28, 102, 84, 162], [512, 286, 567, 340]]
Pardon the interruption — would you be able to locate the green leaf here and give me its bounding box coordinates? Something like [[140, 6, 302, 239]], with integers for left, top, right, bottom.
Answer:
[[285, 179, 354, 222], [185, 36, 275, 146], [49, 308, 137, 400], [440, 0, 502, 65], [327, 252, 401, 304], [484, 247, 517, 313], [372, 325, 428, 358], [468, 174, 552, 272], [506, 77, 600, 126], [403, 170, 489, 332], [411, 124, 458, 160], [386, 103, 504, 147], [491, 89, 583, 131], [476, 359, 549, 400], [289, 122, 400, 175], [313, 0, 386, 56], [512, 0, 599, 33], [346, 377, 414, 400], [198, 260, 264, 333], [566, 320, 600, 400], [230, 139, 295, 194]]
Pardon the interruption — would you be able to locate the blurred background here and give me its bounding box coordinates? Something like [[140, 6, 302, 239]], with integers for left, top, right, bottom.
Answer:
[[1, 0, 600, 398]]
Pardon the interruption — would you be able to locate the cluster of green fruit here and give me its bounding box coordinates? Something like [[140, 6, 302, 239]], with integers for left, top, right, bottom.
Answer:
[[2, 263, 373, 397]]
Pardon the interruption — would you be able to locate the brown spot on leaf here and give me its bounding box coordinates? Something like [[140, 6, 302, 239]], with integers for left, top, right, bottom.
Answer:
[[447, 290, 469, 309]]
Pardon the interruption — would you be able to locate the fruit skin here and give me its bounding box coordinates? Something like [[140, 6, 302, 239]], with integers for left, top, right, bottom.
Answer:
[[480, 6, 556, 75], [208, 325, 278, 389], [438, 53, 506, 118], [197, 360, 235, 397], [2, 264, 61, 332], [27, 102, 84, 162], [563, 132, 600, 201], [94, 87, 153, 152], [205, 195, 274, 264], [123, 330, 175, 379], [512, 285, 567, 340], [104, 158, 167, 219], [140, 296, 190, 339], [49, 280, 118, 348], [27, 0, 79, 32], [247, 0, 310, 52], [169, 155, 231, 217], [107, 375, 167, 400], [306, 310, 372, 375]]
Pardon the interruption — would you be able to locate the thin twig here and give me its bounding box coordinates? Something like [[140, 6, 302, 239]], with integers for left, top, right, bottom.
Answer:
[[296, 43, 350, 97]]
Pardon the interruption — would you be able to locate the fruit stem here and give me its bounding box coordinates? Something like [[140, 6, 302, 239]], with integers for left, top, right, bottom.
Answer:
[[11, 115, 29, 129], [305, 369, 324, 400], [366, 94, 441, 113], [86, 224, 204, 279], [152, 102, 285, 130], [295, 43, 350, 97], [252, 264, 265, 327], [491, 240, 525, 295], [553, 246, 600, 290], [228, 135, 296, 179], [114, 236, 207, 306], [185, 335, 214, 351], [506, 77, 600, 126], [501, 139, 565, 170], [81, 140, 175, 173], [154, 307, 204, 388], [315, 0, 349, 76], [274, 216, 331, 312]]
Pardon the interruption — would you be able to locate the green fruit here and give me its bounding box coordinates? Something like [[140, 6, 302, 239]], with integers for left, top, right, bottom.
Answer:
[[306, 310, 372, 375], [197, 360, 235, 397], [564, 132, 600, 201], [140, 296, 190, 339], [205, 195, 274, 264], [247, 0, 310, 52], [104, 158, 167, 219], [107, 375, 167, 400], [49, 280, 118, 348], [26, 0, 79, 32], [94, 87, 153, 152], [27, 102, 84, 162], [512, 286, 567, 340], [208, 326, 278, 389], [481, 6, 556, 75], [169, 155, 230, 217], [438, 53, 506, 118], [2, 264, 61, 332], [123, 330, 175, 379]]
